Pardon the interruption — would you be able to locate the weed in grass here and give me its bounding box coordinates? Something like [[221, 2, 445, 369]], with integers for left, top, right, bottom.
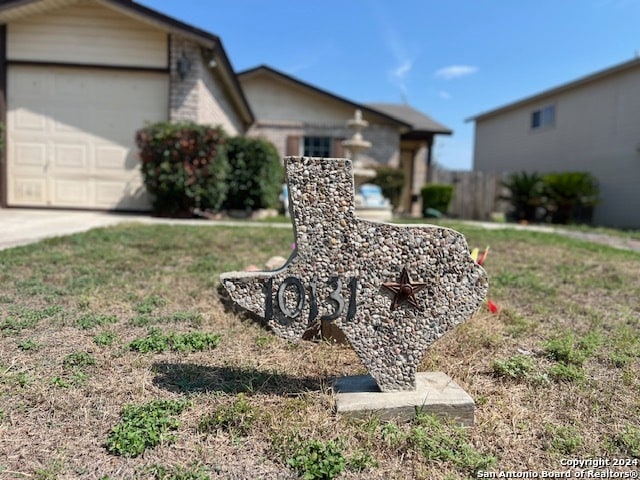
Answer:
[[147, 463, 211, 480], [106, 399, 189, 458], [543, 331, 601, 366], [1, 305, 62, 334], [492, 355, 535, 379], [621, 368, 637, 387], [93, 331, 117, 347], [546, 425, 583, 454], [63, 352, 96, 370], [410, 413, 495, 474], [17, 338, 41, 351], [547, 363, 586, 383], [135, 295, 166, 315], [346, 449, 378, 472], [51, 371, 88, 388], [34, 458, 64, 480], [2, 371, 32, 387], [609, 352, 634, 368], [171, 331, 221, 353], [76, 313, 118, 330], [287, 439, 346, 480], [609, 325, 640, 367], [531, 372, 552, 386], [129, 314, 154, 327], [615, 425, 640, 457], [255, 332, 274, 348], [129, 311, 202, 328], [197, 393, 257, 436], [130, 329, 170, 353], [380, 421, 407, 449], [15, 278, 67, 298], [501, 309, 536, 337], [162, 311, 203, 326], [129, 329, 221, 354]]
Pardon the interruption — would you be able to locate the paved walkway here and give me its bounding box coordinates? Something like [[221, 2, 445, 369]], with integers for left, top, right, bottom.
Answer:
[[458, 220, 640, 252], [1, 208, 638, 252]]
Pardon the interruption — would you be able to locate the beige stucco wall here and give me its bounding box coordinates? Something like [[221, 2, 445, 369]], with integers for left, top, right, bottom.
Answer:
[[7, 0, 167, 67], [242, 75, 357, 125], [473, 66, 640, 228], [241, 74, 401, 166], [169, 36, 244, 135]]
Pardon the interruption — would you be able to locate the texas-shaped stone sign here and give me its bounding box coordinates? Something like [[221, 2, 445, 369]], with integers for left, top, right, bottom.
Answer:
[[221, 156, 488, 392]]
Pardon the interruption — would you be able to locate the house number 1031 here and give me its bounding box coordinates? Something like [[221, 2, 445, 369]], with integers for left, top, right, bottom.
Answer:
[[264, 276, 357, 323]]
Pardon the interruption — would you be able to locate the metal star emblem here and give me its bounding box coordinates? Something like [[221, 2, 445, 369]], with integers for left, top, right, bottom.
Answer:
[[382, 267, 428, 311]]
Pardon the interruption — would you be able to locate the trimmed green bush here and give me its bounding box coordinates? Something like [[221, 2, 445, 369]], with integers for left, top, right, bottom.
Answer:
[[542, 172, 599, 224], [371, 166, 405, 210], [136, 122, 229, 217], [223, 136, 284, 211], [421, 184, 454, 217]]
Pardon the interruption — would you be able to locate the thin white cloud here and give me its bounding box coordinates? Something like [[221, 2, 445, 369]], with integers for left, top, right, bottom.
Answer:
[[439, 90, 452, 100], [392, 59, 412, 80], [434, 65, 478, 80], [374, 7, 418, 101]]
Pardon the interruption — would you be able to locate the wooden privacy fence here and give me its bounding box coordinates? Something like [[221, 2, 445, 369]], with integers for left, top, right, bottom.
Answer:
[[431, 170, 508, 221]]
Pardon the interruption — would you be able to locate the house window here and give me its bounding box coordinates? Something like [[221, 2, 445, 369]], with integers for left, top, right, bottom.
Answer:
[[531, 105, 555, 130], [303, 137, 331, 157]]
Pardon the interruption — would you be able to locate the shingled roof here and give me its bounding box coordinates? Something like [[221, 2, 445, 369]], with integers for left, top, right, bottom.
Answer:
[[365, 103, 452, 135]]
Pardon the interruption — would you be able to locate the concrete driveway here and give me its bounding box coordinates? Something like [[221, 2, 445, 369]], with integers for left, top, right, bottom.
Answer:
[[0, 208, 291, 251], [0, 208, 134, 250]]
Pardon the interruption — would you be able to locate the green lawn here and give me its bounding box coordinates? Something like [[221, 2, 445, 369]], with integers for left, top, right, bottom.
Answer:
[[0, 223, 638, 479]]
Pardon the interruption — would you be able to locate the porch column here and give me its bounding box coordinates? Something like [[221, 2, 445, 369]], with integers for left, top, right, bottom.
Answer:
[[425, 135, 435, 184]]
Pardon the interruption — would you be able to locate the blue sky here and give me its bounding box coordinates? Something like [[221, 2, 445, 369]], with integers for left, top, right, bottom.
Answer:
[[139, 0, 640, 171]]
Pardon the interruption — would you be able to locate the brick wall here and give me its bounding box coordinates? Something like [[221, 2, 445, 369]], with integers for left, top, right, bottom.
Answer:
[[169, 35, 244, 135]]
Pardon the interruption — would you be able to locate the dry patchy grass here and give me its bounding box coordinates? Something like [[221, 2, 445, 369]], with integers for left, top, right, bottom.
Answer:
[[0, 223, 639, 479]]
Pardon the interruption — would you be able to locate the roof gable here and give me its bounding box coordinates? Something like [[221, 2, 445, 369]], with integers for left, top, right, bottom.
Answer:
[[239, 65, 412, 128]]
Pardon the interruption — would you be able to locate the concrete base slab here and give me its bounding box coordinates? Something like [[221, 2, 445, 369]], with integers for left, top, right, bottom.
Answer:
[[333, 372, 474, 425]]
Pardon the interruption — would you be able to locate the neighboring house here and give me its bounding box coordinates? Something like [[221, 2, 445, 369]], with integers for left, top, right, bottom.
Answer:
[[238, 65, 451, 215], [0, 0, 253, 210], [468, 57, 640, 229]]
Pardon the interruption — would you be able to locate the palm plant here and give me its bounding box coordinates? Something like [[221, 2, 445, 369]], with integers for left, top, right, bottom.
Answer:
[[500, 171, 545, 222], [543, 172, 600, 224]]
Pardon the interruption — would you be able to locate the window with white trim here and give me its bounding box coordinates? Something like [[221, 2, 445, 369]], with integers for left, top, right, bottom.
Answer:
[[303, 137, 331, 157], [531, 105, 555, 130]]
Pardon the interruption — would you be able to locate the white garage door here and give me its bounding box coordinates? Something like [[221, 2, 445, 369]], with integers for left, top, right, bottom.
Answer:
[[7, 66, 168, 209]]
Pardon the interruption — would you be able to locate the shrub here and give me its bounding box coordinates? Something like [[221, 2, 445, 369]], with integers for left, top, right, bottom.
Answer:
[[421, 184, 454, 217], [370, 166, 405, 210], [542, 171, 600, 224], [223, 136, 284, 211], [500, 171, 545, 222], [136, 122, 229, 217]]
